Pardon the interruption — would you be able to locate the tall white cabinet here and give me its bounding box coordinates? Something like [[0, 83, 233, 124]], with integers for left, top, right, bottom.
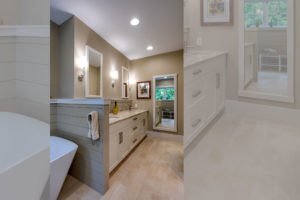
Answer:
[[184, 53, 227, 148]]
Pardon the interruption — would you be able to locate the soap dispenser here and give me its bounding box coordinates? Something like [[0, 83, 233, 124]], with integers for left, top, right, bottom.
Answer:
[[113, 101, 119, 115]]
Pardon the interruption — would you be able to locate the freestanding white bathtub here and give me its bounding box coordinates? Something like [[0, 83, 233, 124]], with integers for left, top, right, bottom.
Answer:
[[0, 112, 49, 199], [50, 136, 78, 200]]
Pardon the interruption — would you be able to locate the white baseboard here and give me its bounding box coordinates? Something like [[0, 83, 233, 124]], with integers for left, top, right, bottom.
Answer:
[[225, 100, 300, 125], [147, 131, 183, 143]]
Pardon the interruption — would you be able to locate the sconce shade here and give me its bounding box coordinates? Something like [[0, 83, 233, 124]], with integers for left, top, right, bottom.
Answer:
[[78, 56, 88, 69], [110, 70, 119, 80]]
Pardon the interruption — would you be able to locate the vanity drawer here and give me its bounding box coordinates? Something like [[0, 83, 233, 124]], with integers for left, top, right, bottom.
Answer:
[[184, 76, 206, 107], [110, 118, 132, 133], [185, 63, 209, 86], [184, 97, 208, 142]]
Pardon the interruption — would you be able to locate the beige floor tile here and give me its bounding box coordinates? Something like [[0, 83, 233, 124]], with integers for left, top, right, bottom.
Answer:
[[185, 114, 300, 200], [58, 137, 183, 200]]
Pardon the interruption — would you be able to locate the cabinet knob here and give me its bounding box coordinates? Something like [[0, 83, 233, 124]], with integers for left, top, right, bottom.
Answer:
[[133, 126, 138, 131], [133, 117, 138, 121]]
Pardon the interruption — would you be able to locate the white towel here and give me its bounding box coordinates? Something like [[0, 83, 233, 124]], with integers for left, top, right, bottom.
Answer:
[[87, 111, 100, 141]]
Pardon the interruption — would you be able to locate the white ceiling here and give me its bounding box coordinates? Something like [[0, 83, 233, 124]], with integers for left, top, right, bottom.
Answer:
[[50, 0, 183, 60]]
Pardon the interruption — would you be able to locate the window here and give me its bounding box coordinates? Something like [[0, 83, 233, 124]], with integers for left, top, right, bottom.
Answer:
[[156, 87, 174, 100], [245, 0, 287, 28]]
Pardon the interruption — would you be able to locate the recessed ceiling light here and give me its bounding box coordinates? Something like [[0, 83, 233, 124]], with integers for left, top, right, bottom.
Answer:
[[130, 18, 140, 26], [147, 45, 153, 51]]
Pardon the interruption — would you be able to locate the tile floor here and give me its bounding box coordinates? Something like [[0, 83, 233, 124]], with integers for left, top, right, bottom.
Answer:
[[157, 119, 175, 129], [58, 137, 184, 200], [185, 113, 300, 200], [246, 71, 288, 96]]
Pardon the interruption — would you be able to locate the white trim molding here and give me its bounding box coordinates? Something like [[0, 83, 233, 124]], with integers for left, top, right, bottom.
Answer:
[[0, 25, 50, 37], [225, 100, 300, 126], [238, 0, 294, 103], [147, 131, 183, 143], [152, 73, 178, 133]]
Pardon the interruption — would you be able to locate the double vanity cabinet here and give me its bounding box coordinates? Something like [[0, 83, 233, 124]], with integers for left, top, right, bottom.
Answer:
[[109, 110, 148, 172], [184, 51, 227, 148]]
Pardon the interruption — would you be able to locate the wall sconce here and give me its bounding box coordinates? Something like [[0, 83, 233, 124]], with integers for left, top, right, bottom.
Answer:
[[78, 56, 88, 81], [110, 70, 119, 88]]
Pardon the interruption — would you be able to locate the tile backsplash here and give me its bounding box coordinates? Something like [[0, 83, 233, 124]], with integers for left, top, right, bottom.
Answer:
[[109, 99, 132, 113]]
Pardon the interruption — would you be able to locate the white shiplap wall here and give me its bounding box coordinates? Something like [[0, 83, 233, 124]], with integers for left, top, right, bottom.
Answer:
[[0, 26, 50, 123]]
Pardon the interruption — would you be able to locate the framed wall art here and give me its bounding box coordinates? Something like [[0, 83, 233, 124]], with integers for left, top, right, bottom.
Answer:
[[201, 0, 233, 26], [136, 81, 151, 99]]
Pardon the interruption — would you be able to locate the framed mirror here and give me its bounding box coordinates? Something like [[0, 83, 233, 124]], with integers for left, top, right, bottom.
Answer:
[[239, 0, 294, 103], [153, 74, 177, 132], [85, 46, 103, 97], [122, 67, 129, 98]]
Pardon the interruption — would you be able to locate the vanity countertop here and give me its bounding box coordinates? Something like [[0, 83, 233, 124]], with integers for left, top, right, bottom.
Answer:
[[184, 51, 228, 68], [109, 109, 148, 125]]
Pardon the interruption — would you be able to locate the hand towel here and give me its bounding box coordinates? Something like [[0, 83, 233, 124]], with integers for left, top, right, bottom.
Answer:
[[87, 111, 100, 141]]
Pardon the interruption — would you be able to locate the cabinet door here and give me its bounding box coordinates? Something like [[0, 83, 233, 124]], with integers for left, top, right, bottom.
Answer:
[[120, 128, 131, 159], [109, 130, 120, 171], [118, 130, 128, 160]]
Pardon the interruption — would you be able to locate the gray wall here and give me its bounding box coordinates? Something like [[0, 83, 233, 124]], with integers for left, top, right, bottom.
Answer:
[[185, 0, 300, 110], [50, 16, 131, 99], [50, 18, 75, 99]]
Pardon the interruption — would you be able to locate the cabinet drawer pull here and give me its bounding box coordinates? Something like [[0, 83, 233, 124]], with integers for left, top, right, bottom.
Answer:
[[133, 126, 138, 131], [192, 119, 201, 128], [192, 69, 202, 76], [119, 132, 123, 144], [132, 138, 137, 143], [192, 90, 202, 98], [133, 117, 138, 121]]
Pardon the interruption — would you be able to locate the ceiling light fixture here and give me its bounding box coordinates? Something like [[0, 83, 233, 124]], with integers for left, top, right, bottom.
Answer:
[[147, 45, 153, 51], [130, 18, 140, 26]]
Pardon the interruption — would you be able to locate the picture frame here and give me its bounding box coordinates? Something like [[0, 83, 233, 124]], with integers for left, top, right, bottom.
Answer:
[[136, 81, 151, 99], [201, 0, 233, 26]]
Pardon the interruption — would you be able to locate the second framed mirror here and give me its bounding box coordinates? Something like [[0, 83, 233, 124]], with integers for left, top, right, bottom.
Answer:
[[153, 74, 177, 132]]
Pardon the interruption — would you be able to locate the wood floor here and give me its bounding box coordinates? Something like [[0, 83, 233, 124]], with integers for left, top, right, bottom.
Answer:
[[58, 137, 184, 200]]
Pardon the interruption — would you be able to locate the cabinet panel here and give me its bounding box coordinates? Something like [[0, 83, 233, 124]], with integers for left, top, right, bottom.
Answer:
[[216, 62, 226, 112], [109, 111, 148, 172], [109, 130, 120, 171], [206, 71, 217, 121], [184, 54, 227, 148]]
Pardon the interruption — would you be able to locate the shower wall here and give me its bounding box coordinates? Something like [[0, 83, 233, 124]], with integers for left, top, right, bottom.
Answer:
[[0, 26, 50, 123]]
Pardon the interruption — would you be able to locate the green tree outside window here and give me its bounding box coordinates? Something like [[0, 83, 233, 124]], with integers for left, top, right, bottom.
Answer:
[[244, 0, 287, 28], [155, 87, 174, 100]]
